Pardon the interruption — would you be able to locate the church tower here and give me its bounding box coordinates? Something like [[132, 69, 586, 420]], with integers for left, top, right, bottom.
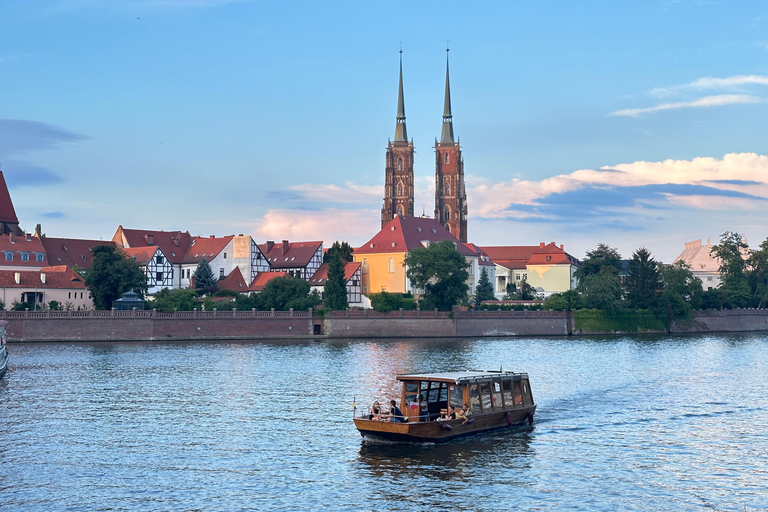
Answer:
[[434, 49, 468, 242], [381, 51, 415, 229]]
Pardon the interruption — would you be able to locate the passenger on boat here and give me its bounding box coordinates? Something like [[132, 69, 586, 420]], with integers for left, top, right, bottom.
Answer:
[[459, 404, 474, 425], [368, 401, 383, 421], [387, 400, 406, 423], [437, 406, 456, 422], [417, 394, 428, 422]]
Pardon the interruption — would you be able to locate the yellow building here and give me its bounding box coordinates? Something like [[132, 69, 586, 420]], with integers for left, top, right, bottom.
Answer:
[[354, 216, 476, 295]]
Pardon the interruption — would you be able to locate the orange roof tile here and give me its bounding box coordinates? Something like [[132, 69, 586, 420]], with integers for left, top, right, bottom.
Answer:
[[0, 233, 47, 267], [183, 235, 234, 264], [113, 226, 191, 265], [308, 262, 362, 286], [41, 237, 116, 269], [0, 266, 86, 289], [217, 267, 247, 292], [122, 246, 161, 266], [248, 271, 288, 292], [355, 216, 473, 256], [257, 240, 322, 269]]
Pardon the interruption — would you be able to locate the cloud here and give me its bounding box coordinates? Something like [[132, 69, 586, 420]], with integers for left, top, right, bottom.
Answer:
[[288, 182, 381, 204], [1, 161, 64, 187], [253, 208, 380, 246], [0, 119, 85, 159], [609, 94, 761, 117], [651, 74, 768, 96]]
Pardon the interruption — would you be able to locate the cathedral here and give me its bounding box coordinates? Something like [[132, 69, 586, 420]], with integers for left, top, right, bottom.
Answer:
[[380, 50, 468, 243]]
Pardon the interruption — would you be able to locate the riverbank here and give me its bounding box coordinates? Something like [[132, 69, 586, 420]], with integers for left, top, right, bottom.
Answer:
[[2, 307, 767, 342]]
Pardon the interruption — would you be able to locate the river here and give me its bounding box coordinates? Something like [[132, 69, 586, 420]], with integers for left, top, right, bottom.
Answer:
[[1, 334, 766, 511]]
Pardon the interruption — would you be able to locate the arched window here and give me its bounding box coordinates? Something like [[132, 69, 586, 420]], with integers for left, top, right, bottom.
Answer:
[[445, 181, 451, 195], [397, 157, 403, 172], [444, 153, 449, 165], [397, 205, 404, 217], [388, 257, 395, 273], [444, 206, 450, 221], [396, 182, 403, 196]]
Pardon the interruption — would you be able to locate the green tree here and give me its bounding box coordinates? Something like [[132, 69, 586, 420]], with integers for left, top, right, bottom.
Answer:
[[85, 245, 148, 309], [150, 288, 200, 312], [504, 281, 537, 301], [625, 247, 661, 309], [369, 291, 415, 312], [543, 289, 583, 310], [474, 267, 495, 307], [579, 268, 625, 313], [711, 231, 750, 308], [747, 237, 768, 308], [193, 257, 218, 291], [323, 253, 349, 310], [659, 261, 703, 318], [404, 239, 469, 311], [323, 241, 354, 263], [258, 276, 320, 311], [575, 243, 622, 281]]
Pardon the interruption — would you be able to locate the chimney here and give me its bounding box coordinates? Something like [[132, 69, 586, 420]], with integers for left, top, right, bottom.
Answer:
[[9, 232, 15, 243], [173, 237, 179, 247], [560, 244, 564, 250], [282, 240, 289, 255], [14, 272, 20, 284], [26, 233, 31, 241], [707, 239, 711, 246], [539, 242, 545, 248], [266, 241, 274, 252], [146, 234, 154, 245], [40, 273, 46, 284], [210, 235, 215, 239]]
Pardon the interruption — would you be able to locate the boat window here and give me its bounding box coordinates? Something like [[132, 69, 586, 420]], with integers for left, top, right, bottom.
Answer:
[[438, 383, 448, 403], [480, 384, 493, 411], [404, 382, 419, 408], [427, 382, 440, 403], [449, 385, 464, 409], [522, 380, 531, 406], [492, 381, 503, 410], [513, 381, 523, 408], [469, 384, 481, 414], [502, 380, 514, 409]]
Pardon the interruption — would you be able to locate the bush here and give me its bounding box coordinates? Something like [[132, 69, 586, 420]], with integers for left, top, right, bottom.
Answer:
[[369, 292, 416, 312], [574, 309, 666, 333]]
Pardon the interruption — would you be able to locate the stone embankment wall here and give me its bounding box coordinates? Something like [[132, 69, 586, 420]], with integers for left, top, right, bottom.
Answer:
[[3, 308, 767, 342]]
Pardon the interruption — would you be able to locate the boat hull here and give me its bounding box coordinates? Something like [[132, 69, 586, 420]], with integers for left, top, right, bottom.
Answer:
[[354, 406, 536, 443], [0, 347, 6, 380]]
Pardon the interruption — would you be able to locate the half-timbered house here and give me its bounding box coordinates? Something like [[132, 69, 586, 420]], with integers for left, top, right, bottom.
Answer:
[[257, 240, 323, 281], [308, 262, 363, 306], [123, 246, 175, 294]]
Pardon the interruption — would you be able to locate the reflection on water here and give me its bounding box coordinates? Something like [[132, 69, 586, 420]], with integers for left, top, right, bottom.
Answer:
[[1, 335, 767, 511]]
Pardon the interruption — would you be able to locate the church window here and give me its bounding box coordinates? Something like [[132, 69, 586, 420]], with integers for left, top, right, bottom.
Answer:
[[444, 206, 450, 221], [389, 257, 395, 274], [445, 153, 449, 165], [396, 182, 403, 196], [397, 205, 404, 217], [397, 158, 403, 172]]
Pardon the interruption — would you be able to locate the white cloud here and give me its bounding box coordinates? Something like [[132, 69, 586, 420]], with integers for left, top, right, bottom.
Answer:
[[289, 182, 380, 204], [253, 208, 380, 246], [651, 74, 768, 96], [609, 94, 761, 117]]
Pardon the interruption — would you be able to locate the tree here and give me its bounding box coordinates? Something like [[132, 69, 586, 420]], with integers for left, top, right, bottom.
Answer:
[[193, 257, 217, 291], [747, 237, 768, 308], [85, 245, 148, 309], [575, 243, 622, 281], [258, 276, 320, 311], [659, 261, 703, 318], [711, 231, 750, 308], [323, 241, 354, 263], [150, 288, 200, 312], [404, 239, 469, 311], [323, 253, 348, 310], [504, 281, 537, 301], [543, 289, 582, 311], [369, 291, 415, 312], [474, 267, 495, 307], [579, 268, 625, 313], [625, 247, 661, 309]]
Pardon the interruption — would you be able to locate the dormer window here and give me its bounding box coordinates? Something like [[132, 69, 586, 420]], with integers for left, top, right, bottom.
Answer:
[[36, 253, 44, 262], [5, 252, 12, 261], [21, 252, 29, 262]]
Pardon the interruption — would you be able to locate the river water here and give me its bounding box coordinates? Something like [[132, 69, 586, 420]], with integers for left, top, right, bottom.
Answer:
[[1, 334, 766, 511]]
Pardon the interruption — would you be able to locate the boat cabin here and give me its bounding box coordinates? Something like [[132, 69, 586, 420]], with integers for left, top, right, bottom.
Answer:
[[396, 370, 533, 421]]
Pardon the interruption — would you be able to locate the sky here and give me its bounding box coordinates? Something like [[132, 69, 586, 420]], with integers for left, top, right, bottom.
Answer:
[[1, 0, 767, 263]]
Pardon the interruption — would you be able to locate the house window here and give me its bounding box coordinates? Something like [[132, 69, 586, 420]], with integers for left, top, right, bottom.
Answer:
[[186, 269, 191, 279], [389, 257, 395, 273], [21, 252, 29, 262], [68, 292, 71, 299], [36, 253, 44, 262], [156, 255, 164, 264], [546, 256, 551, 262], [516, 274, 521, 280], [156, 272, 163, 282], [219, 268, 225, 278], [5, 252, 11, 261], [223, 253, 227, 259]]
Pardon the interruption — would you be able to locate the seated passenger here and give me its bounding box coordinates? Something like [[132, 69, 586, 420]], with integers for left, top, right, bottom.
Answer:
[[417, 394, 429, 422], [437, 406, 457, 422], [387, 399, 406, 423], [460, 404, 474, 425], [368, 401, 382, 421]]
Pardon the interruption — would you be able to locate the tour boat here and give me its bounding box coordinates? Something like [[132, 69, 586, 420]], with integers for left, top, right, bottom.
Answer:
[[354, 370, 536, 443], [0, 320, 8, 379]]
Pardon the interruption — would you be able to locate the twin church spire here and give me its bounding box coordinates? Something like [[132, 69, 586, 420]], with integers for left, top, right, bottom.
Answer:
[[381, 49, 467, 243]]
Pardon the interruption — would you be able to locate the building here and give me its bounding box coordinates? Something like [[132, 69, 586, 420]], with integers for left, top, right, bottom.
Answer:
[[0, 171, 23, 236], [354, 215, 476, 296], [39, 234, 115, 271], [434, 50, 468, 243], [0, 232, 48, 271], [112, 226, 192, 288], [248, 271, 288, 293], [123, 246, 175, 294], [381, 51, 415, 229], [179, 235, 235, 287], [216, 267, 248, 294], [308, 261, 363, 307], [463, 243, 496, 296], [481, 243, 579, 298], [257, 240, 323, 280], [672, 238, 750, 291], [0, 265, 92, 310]]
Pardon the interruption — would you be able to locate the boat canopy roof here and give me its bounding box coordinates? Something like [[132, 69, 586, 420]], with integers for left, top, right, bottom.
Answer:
[[396, 370, 528, 385]]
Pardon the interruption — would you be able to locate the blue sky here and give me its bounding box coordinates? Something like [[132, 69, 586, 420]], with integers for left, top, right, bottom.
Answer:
[[1, 0, 767, 262]]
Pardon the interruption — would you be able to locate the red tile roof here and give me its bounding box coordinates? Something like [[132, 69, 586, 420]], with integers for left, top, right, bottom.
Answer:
[[355, 216, 474, 256], [0, 171, 19, 224], [217, 267, 247, 292], [0, 233, 47, 267], [257, 240, 322, 269], [248, 271, 288, 292], [112, 226, 191, 265], [308, 262, 362, 286], [480, 243, 579, 269], [0, 265, 86, 289], [462, 243, 495, 266], [41, 237, 116, 269], [182, 235, 233, 264], [122, 246, 161, 266]]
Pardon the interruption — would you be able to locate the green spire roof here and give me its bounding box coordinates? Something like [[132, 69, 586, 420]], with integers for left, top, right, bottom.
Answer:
[[440, 49, 454, 144], [395, 51, 408, 142]]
